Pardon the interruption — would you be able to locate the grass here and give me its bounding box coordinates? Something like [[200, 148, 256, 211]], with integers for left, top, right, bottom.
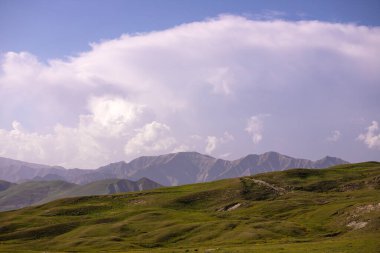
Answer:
[[0, 162, 379, 252]]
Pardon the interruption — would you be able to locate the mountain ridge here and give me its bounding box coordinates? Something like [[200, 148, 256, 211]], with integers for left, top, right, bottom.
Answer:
[[0, 151, 349, 185]]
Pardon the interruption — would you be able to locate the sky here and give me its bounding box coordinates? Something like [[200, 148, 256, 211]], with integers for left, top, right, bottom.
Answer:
[[0, 0, 379, 169]]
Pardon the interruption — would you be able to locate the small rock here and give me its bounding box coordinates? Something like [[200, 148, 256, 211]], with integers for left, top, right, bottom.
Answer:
[[347, 221, 368, 230]]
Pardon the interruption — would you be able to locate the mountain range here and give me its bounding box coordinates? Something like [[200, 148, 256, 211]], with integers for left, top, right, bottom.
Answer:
[[0, 151, 348, 186]]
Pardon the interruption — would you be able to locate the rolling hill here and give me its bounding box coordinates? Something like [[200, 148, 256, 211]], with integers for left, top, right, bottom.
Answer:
[[0, 162, 378, 252], [0, 151, 348, 185], [0, 180, 76, 211], [0, 178, 162, 211]]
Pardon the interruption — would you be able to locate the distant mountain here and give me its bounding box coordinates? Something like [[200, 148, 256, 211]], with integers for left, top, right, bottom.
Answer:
[[0, 180, 76, 211], [96, 151, 349, 186], [0, 180, 15, 192], [0, 156, 59, 182], [58, 177, 162, 198], [0, 152, 349, 186], [0, 178, 162, 211], [32, 173, 66, 181], [0, 156, 90, 183]]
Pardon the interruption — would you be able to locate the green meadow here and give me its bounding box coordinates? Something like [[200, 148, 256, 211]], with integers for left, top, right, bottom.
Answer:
[[0, 162, 379, 252]]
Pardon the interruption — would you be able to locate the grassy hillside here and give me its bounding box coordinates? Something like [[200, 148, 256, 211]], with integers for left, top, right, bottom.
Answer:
[[53, 178, 162, 200], [0, 162, 379, 252], [0, 178, 162, 211]]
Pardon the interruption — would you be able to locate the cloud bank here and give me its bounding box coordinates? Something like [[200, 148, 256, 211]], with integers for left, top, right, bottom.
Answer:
[[0, 15, 379, 167]]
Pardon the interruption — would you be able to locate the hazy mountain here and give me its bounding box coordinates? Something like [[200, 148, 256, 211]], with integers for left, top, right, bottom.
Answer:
[[0, 156, 60, 182], [0, 180, 15, 192], [57, 177, 162, 199], [0, 180, 76, 211], [96, 151, 349, 186], [0, 178, 162, 211], [32, 174, 66, 181], [0, 152, 348, 186], [0, 156, 91, 183]]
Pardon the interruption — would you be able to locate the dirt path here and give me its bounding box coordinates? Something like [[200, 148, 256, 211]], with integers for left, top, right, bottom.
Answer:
[[247, 178, 287, 194]]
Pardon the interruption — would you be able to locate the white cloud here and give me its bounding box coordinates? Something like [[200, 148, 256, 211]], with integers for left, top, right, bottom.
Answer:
[[221, 131, 235, 143], [206, 67, 235, 95], [0, 96, 148, 168], [358, 121, 380, 149], [245, 115, 269, 144], [124, 121, 176, 156], [205, 136, 218, 154], [0, 15, 380, 166], [0, 121, 50, 162], [86, 95, 145, 137], [327, 130, 341, 142], [205, 132, 234, 154]]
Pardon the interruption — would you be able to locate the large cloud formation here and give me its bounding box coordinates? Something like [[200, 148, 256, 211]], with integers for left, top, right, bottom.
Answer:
[[0, 15, 379, 168]]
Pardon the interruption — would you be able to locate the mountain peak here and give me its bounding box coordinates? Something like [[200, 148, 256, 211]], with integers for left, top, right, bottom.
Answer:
[[314, 156, 349, 168]]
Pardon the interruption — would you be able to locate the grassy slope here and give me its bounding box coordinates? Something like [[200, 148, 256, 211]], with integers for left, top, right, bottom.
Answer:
[[0, 181, 76, 211], [0, 179, 162, 211], [47, 179, 137, 201], [0, 162, 379, 252]]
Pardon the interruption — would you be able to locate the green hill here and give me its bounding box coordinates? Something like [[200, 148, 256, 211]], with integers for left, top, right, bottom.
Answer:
[[0, 162, 379, 252], [51, 178, 162, 201], [0, 178, 162, 211], [0, 180, 76, 211]]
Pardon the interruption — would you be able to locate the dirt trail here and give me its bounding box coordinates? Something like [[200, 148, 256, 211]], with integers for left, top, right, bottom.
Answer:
[[247, 178, 287, 194]]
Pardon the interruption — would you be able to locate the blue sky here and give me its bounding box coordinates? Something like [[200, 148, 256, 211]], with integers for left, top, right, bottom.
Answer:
[[1, 0, 380, 60], [0, 1, 379, 168]]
